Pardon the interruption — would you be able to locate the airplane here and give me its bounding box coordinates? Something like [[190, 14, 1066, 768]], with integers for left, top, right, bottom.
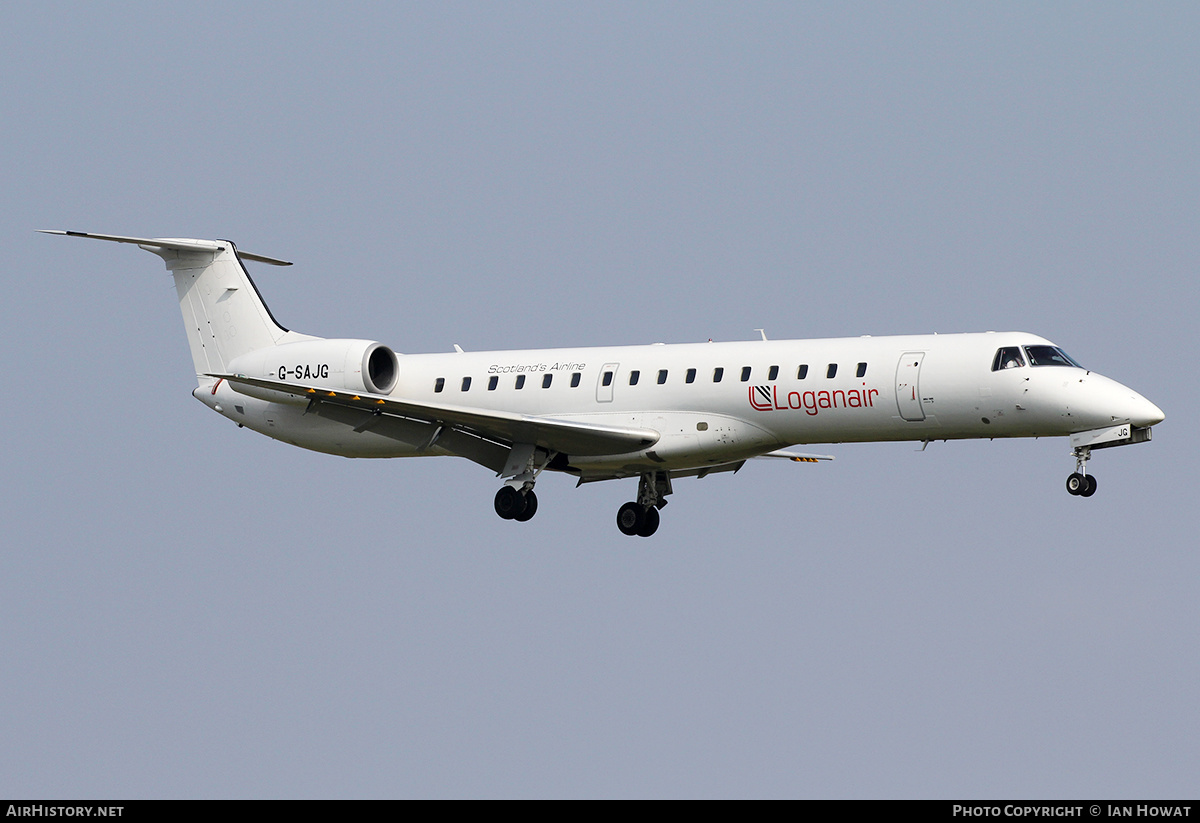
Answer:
[[42, 230, 1165, 537]]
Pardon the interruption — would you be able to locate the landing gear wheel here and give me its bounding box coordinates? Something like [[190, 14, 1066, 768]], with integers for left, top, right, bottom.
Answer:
[[1080, 475, 1098, 497], [636, 506, 660, 537], [494, 485, 523, 519], [514, 490, 538, 521], [1066, 473, 1086, 496], [617, 502, 644, 536]]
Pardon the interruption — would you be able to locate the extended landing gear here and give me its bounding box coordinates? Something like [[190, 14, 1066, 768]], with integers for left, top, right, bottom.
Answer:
[[495, 485, 538, 521], [494, 445, 555, 524], [1065, 473, 1097, 497], [1065, 446, 1098, 497], [616, 471, 672, 537], [617, 501, 660, 537]]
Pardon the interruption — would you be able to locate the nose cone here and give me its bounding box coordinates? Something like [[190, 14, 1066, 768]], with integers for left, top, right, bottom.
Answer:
[[1063, 372, 1164, 430], [1129, 393, 1165, 427], [1094, 375, 1164, 427]]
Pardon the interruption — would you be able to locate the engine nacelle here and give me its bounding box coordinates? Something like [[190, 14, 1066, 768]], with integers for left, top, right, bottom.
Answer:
[[227, 339, 399, 402]]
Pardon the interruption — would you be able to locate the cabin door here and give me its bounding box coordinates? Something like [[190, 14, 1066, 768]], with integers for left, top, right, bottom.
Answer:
[[895, 352, 926, 421], [596, 362, 619, 403]]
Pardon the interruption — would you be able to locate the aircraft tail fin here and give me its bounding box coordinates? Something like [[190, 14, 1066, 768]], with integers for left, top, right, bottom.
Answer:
[[40, 230, 317, 379]]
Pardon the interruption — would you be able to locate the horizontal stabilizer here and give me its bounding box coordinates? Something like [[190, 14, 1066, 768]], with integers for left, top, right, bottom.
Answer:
[[212, 373, 661, 456], [38, 230, 292, 266]]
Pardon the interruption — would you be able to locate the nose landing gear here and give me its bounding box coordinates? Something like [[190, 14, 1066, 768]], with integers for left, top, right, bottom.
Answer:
[[1066, 472, 1097, 497], [1066, 446, 1098, 497]]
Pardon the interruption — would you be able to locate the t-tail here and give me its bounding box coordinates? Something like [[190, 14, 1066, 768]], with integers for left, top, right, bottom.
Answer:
[[39, 230, 318, 381]]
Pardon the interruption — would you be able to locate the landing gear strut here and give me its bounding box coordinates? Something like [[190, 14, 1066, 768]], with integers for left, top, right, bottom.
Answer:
[[616, 471, 671, 537], [1065, 446, 1098, 497]]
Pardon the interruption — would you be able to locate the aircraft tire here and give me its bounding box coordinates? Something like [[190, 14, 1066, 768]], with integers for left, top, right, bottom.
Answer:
[[637, 506, 660, 537], [514, 490, 538, 521], [617, 502, 643, 536], [494, 485, 522, 519], [1066, 473, 1086, 495], [1080, 475, 1098, 497]]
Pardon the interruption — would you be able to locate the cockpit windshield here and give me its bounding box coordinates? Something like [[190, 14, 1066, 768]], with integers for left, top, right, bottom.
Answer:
[[1024, 345, 1082, 368], [991, 347, 1026, 371]]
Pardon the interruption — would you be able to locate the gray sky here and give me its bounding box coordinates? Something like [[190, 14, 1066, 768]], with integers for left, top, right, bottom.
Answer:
[[2, 2, 1196, 798]]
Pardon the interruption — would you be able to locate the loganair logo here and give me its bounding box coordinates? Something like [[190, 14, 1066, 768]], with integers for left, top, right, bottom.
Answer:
[[749, 384, 880, 416]]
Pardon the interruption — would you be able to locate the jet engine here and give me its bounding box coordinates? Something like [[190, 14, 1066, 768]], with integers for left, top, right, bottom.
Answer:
[[226, 339, 400, 398]]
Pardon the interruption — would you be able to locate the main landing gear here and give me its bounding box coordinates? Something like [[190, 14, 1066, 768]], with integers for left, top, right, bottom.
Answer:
[[1065, 446, 1098, 497], [494, 445, 553, 523], [494, 485, 538, 521], [616, 471, 672, 538], [492, 456, 675, 537]]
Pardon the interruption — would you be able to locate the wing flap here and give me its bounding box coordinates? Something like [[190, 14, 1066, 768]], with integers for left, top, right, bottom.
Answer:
[[755, 448, 835, 462], [213, 373, 659, 456]]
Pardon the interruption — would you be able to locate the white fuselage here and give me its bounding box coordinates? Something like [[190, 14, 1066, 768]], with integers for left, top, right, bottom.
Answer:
[[200, 331, 1163, 479], [45, 231, 1165, 531]]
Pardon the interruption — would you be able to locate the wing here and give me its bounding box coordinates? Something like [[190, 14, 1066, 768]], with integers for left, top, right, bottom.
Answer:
[[212, 373, 660, 456]]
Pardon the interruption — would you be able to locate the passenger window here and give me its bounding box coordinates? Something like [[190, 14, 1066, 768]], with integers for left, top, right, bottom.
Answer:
[[797, 364, 808, 379], [992, 347, 1026, 371], [461, 376, 472, 391], [657, 369, 668, 384], [686, 368, 696, 384], [602, 371, 613, 387], [768, 365, 779, 381], [856, 362, 867, 378], [741, 366, 752, 382], [630, 370, 640, 386], [713, 367, 724, 383], [826, 364, 837, 379], [570, 372, 581, 388], [434, 377, 445, 393], [542, 373, 553, 388], [488, 376, 498, 391], [515, 375, 525, 389]]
